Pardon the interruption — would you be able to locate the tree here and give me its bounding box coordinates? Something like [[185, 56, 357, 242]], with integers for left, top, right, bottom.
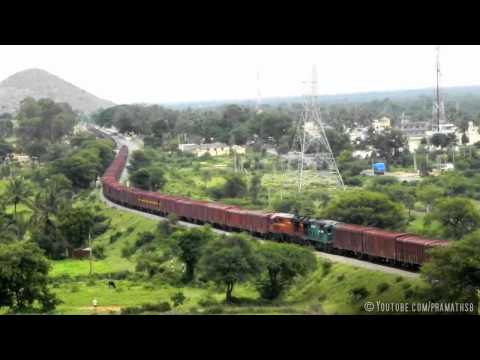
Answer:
[[416, 184, 444, 212], [128, 150, 153, 173], [425, 197, 480, 240], [222, 174, 247, 198], [420, 232, 480, 313], [169, 226, 215, 282], [5, 177, 33, 218], [0, 241, 60, 312], [462, 133, 470, 145], [368, 129, 407, 164], [200, 234, 261, 302], [201, 170, 212, 189], [256, 242, 317, 300], [249, 173, 262, 203], [58, 207, 95, 249], [322, 190, 407, 229], [130, 166, 165, 191], [430, 133, 457, 149]]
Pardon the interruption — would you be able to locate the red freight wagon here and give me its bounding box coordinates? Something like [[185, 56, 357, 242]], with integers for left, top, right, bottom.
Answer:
[[363, 229, 409, 261], [205, 203, 237, 226], [226, 208, 271, 234], [395, 236, 448, 265], [333, 224, 370, 254]]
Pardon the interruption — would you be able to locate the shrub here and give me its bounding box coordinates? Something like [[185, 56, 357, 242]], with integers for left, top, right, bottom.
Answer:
[[401, 282, 411, 290], [203, 306, 224, 314], [70, 285, 79, 293], [171, 292, 186, 307], [121, 244, 135, 258], [349, 286, 370, 303], [404, 289, 415, 300], [86, 279, 96, 287], [126, 226, 135, 234], [395, 276, 404, 283], [109, 231, 122, 244], [336, 274, 345, 282], [321, 261, 332, 276], [92, 222, 110, 237], [376, 282, 390, 294], [134, 231, 155, 250], [121, 302, 172, 315], [93, 244, 106, 260], [198, 295, 219, 307]]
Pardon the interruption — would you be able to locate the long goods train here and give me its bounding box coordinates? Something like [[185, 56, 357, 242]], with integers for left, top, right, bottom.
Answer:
[[101, 143, 449, 269]]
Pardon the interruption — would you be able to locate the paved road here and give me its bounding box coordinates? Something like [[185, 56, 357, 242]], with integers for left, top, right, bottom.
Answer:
[[99, 190, 419, 279]]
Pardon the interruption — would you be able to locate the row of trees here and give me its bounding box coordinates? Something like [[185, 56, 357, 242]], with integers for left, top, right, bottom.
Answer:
[[135, 223, 317, 303]]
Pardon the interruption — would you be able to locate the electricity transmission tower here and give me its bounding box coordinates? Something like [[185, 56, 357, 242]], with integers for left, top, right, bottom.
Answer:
[[290, 65, 345, 192], [432, 45, 447, 133]]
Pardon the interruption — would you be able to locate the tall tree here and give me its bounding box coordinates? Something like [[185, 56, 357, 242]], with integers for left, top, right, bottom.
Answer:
[[425, 197, 480, 240], [5, 177, 33, 218], [168, 226, 215, 282], [0, 241, 60, 312], [256, 242, 317, 300], [200, 234, 261, 303]]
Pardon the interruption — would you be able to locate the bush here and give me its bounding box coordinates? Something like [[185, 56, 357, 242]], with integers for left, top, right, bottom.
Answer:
[[401, 282, 411, 290], [92, 222, 110, 237], [404, 289, 415, 300], [376, 282, 390, 294], [110, 270, 132, 280], [126, 226, 135, 234], [134, 231, 155, 249], [203, 306, 224, 314], [395, 276, 404, 283], [121, 302, 172, 315], [171, 292, 186, 307], [321, 261, 332, 276], [349, 286, 369, 303], [93, 244, 106, 260], [336, 274, 345, 282], [110, 231, 122, 244], [198, 295, 219, 307], [121, 244, 135, 258], [86, 279, 96, 287]]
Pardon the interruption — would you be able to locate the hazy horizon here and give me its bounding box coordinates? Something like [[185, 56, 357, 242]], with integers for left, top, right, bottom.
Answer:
[[2, 45, 480, 105]]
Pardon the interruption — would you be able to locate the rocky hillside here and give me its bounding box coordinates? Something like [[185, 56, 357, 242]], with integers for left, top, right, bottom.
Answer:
[[0, 68, 115, 114]]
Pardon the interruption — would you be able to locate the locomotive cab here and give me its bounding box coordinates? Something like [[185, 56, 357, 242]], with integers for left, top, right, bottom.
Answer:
[[270, 213, 304, 237], [304, 219, 339, 245]]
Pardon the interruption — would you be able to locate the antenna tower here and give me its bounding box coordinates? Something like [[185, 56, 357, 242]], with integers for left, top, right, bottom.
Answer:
[[290, 65, 345, 192], [432, 45, 447, 133], [256, 70, 263, 114]]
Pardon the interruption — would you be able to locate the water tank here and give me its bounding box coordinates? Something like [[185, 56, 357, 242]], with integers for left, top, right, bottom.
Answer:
[[373, 162, 385, 175]]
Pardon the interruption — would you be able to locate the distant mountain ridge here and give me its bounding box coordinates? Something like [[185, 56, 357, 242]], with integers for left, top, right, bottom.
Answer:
[[164, 85, 480, 109], [0, 68, 115, 114]]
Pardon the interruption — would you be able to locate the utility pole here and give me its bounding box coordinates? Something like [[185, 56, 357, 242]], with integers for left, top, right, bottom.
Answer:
[[89, 231, 93, 276]]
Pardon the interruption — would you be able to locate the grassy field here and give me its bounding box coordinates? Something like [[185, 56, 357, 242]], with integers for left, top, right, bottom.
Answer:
[[43, 191, 425, 315]]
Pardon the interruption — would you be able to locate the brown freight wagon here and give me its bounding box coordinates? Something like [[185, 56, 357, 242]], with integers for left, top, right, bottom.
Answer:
[[395, 236, 449, 265], [226, 208, 272, 234], [204, 203, 238, 226], [333, 224, 371, 254], [362, 229, 409, 261]]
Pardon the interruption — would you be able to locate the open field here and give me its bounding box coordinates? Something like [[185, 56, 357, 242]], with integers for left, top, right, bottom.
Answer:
[[44, 192, 425, 315]]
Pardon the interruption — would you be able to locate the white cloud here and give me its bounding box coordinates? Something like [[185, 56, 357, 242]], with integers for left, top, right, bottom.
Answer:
[[0, 45, 479, 104]]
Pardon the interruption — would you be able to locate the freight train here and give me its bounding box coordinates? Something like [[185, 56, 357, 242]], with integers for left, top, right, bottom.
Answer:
[[101, 144, 449, 269]]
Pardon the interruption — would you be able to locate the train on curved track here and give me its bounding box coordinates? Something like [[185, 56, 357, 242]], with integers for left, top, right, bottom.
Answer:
[[97, 129, 449, 270]]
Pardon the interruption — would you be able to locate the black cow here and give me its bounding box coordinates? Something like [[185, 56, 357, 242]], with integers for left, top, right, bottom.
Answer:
[[107, 280, 116, 289]]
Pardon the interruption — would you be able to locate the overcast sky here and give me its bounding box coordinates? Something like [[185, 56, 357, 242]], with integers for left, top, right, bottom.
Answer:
[[1, 45, 480, 105]]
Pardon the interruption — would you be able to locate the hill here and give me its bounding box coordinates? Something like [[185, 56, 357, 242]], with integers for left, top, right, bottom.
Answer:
[[0, 68, 115, 114]]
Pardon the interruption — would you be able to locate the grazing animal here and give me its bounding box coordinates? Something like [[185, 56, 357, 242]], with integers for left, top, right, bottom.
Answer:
[[107, 280, 116, 289]]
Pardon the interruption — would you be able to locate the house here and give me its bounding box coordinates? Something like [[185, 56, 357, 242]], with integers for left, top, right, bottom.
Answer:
[[178, 143, 245, 157], [372, 116, 391, 132], [8, 153, 31, 164]]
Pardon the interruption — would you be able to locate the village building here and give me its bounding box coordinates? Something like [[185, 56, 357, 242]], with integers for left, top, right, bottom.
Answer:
[[178, 143, 246, 157], [371, 116, 391, 132]]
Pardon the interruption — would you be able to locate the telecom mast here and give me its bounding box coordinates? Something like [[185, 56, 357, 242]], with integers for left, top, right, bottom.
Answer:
[[290, 65, 345, 192], [432, 45, 447, 133]]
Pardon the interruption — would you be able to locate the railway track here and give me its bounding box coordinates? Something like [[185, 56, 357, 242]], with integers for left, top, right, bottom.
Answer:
[[92, 125, 420, 279]]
